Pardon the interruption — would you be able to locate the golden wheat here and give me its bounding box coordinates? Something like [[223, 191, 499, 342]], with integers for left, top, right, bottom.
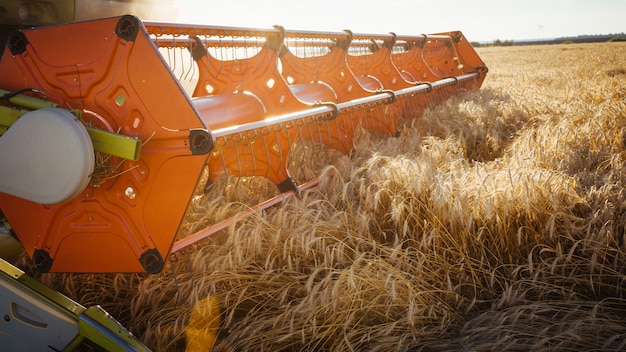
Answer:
[[31, 42, 626, 351]]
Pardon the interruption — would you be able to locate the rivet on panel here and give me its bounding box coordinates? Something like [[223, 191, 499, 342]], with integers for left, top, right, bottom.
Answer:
[[125, 186, 136, 200]]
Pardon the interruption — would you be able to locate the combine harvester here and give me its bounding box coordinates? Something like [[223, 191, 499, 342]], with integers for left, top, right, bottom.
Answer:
[[0, 10, 487, 351]]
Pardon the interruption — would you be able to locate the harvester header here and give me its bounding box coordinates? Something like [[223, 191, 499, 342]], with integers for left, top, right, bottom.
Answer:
[[0, 15, 487, 274]]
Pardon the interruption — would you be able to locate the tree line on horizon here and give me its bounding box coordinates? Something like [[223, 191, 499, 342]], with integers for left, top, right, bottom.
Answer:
[[472, 32, 626, 47]]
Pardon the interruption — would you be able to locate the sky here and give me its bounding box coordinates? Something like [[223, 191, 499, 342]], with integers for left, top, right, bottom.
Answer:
[[173, 0, 626, 42]]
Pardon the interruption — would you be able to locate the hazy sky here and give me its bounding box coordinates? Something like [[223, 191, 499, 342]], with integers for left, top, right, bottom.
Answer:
[[175, 0, 625, 42]]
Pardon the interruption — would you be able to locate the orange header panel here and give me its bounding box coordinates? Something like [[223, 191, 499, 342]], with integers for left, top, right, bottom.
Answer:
[[0, 16, 211, 273]]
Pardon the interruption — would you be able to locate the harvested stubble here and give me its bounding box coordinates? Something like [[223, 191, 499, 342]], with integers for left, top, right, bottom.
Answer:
[[30, 42, 626, 351]]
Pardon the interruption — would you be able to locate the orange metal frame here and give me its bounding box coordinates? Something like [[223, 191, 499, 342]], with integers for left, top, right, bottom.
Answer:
[[392, 32, 488, 110], [147, 23, 338, 193], [346, 32, 421, 136], [279, 29, 395, 149], [348, 32, 415, 90], [0, 16, 211, 273]]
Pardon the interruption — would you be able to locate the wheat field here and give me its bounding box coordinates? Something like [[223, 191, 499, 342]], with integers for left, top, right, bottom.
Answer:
[[35, 42, 626, 351]]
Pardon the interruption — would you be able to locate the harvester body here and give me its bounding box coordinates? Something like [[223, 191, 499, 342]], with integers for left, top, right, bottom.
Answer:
[[0, 9, 487, 351]]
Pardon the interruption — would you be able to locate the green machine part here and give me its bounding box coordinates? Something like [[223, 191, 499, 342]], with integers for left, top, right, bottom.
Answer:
[[0, 258, 151, 351], [0, 89, 141, 161]]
